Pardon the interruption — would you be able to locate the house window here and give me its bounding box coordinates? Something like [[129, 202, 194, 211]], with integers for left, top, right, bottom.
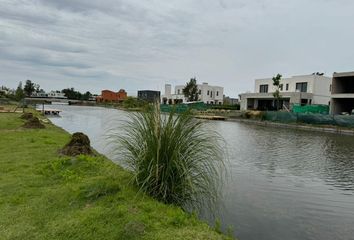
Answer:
[[210, 91, 213, 98], [329, 84, 332, 92], [207, 90, 210, 95], [216, 91, 219, 96], [259, 84, 268, 93], [199, 90, 201, 94], [296, 82, 308, 92], [177, 89, 180, 94], [286, 84, 289, 91], [280, 85, 283, 91]]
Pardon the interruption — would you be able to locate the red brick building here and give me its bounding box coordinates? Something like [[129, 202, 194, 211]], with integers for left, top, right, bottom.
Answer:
[[96, 89, 127, 102]]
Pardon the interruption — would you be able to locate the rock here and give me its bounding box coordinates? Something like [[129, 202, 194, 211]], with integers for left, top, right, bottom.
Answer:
[[60, 132, 93, 156]]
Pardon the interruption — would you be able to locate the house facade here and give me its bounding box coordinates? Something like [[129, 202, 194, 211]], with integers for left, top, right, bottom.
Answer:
[[96, 89, 127, 102], [47, 91, 67, 99], [138, 90, 161, 103], [162, 83, 224, 105], [239, 73, 332, 111], [330, 71, 354, 114]]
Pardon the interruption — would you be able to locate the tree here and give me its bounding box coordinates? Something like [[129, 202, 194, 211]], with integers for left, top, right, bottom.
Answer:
[[62, 88, 82, 100], [272, 74, 283, 111], [82, 91, 92, 101], [34, 84, 40, 93], [182, 78, 199, 102], [15, 82, 25, 101], [24, 80, 35, 97]]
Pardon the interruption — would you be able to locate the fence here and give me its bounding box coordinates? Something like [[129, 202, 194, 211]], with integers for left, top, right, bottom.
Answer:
[[160, 102, 208, 113], [264, 111, 354, 128], [292, 104, 329, 114]]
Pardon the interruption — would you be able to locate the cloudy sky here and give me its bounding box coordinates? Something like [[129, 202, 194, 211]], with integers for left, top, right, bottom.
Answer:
[[1, 0, 353, 97]]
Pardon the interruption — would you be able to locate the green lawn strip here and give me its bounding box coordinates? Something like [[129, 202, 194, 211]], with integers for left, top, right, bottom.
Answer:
[[0, 113, 231, 240]]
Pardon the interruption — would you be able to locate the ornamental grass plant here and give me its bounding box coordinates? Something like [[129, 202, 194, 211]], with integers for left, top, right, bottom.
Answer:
[[111, 104, 225, 211]]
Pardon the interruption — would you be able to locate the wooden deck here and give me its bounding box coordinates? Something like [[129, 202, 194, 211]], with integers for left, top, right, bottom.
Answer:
[[36, 109, 62, 115], [195, 115, 227, 121]]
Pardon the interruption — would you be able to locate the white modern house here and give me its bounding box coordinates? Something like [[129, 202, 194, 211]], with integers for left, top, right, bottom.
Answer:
[[239, 73, 332, 111], [47, 91, 67, 99], [31, 90, 67, 99], [330, 71, 354, 114], [162, 83, 224, 105]]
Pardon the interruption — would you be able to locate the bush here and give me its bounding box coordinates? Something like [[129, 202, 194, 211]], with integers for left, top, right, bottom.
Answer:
[[111, 104, 225, 211]]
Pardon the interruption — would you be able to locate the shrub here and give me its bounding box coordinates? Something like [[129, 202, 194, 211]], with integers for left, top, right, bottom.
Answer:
[[110, 104, 225, 211]]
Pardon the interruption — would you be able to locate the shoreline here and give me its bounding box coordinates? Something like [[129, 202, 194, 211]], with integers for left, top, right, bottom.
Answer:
[[227, 118, 354, 136], [0, 111, 232, 240]]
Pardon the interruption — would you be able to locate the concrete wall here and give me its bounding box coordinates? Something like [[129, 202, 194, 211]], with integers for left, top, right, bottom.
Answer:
[[313, 75, 332, 105], [330, 72, 354, 114], [164, 84, 172, 99]]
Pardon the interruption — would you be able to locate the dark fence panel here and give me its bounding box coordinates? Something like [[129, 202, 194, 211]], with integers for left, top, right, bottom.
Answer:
[[264, 112, 354, 128]]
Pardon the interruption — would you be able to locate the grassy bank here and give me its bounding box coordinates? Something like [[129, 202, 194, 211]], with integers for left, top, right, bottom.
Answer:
[[0, 112, 231, 240]]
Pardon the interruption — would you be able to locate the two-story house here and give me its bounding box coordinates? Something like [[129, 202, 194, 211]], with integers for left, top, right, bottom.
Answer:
[[239, 73, 332, 111], [330, 71, 354, 114], [163, 83, 224, 105]]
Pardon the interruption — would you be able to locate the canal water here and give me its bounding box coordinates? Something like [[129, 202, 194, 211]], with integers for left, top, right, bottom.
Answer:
[[49, 105, 354, 240]]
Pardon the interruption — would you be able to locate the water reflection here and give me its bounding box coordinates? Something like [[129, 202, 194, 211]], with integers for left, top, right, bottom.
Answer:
[[49, 105, 354, 240]]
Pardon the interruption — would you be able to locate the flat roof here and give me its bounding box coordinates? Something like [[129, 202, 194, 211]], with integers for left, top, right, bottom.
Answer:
[[333, 71, 354, 78]]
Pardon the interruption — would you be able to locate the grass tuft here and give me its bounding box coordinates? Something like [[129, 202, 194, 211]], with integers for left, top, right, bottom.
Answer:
[[110, 103, 226, 212]]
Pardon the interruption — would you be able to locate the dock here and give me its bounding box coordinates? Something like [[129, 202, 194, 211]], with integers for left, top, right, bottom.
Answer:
[[195, 115, 227, 121], [36, 108, 62, 116]]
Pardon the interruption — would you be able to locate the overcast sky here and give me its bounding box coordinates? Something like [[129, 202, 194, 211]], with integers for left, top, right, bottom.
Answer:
[[1, 0, 354, 97]]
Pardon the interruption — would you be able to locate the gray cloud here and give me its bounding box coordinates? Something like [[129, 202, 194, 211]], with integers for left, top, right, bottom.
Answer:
[[0, 0, 354, 96]]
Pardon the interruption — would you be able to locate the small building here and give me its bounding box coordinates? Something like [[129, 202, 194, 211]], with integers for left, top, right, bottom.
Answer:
[[330, 71, 354, 115], [239, 73, 332, 111], [161, 84, 185, 104], [47, 91, 67, 99], [0, 86, 9, 95], [138, 90, 161, 103], [96, 89, 127, 103], [223, 95, 239, 105], [31, 92, 48, 98], [162, 82, 224, 105]]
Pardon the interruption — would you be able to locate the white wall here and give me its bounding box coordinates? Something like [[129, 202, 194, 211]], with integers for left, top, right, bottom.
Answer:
[[312, 75, 332, 105], [254, 74, 330, 98], [175, 83, 224, 104], [164, 84, 172, 99]]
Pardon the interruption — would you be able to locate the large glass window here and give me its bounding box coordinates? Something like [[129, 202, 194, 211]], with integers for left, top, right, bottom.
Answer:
[[296, 82, 308, 92], [259, 84, 268, 93]]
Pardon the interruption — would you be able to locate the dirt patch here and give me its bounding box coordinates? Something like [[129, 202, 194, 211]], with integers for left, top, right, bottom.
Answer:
[[20, 112, 34, 120], [23, 117, 45, 129], [60, 132, 93, 156]]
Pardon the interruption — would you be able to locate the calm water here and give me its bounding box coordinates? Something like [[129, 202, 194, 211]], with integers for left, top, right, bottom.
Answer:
[[49, 105, 354, 240]]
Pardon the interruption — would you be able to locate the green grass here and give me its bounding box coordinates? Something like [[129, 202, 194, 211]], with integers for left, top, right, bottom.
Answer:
[[0, 111, 231, 240]]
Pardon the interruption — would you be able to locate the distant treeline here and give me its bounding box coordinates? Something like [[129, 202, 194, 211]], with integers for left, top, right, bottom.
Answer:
[[61, 88, 93, 100], [1, 80, 94, 101]]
